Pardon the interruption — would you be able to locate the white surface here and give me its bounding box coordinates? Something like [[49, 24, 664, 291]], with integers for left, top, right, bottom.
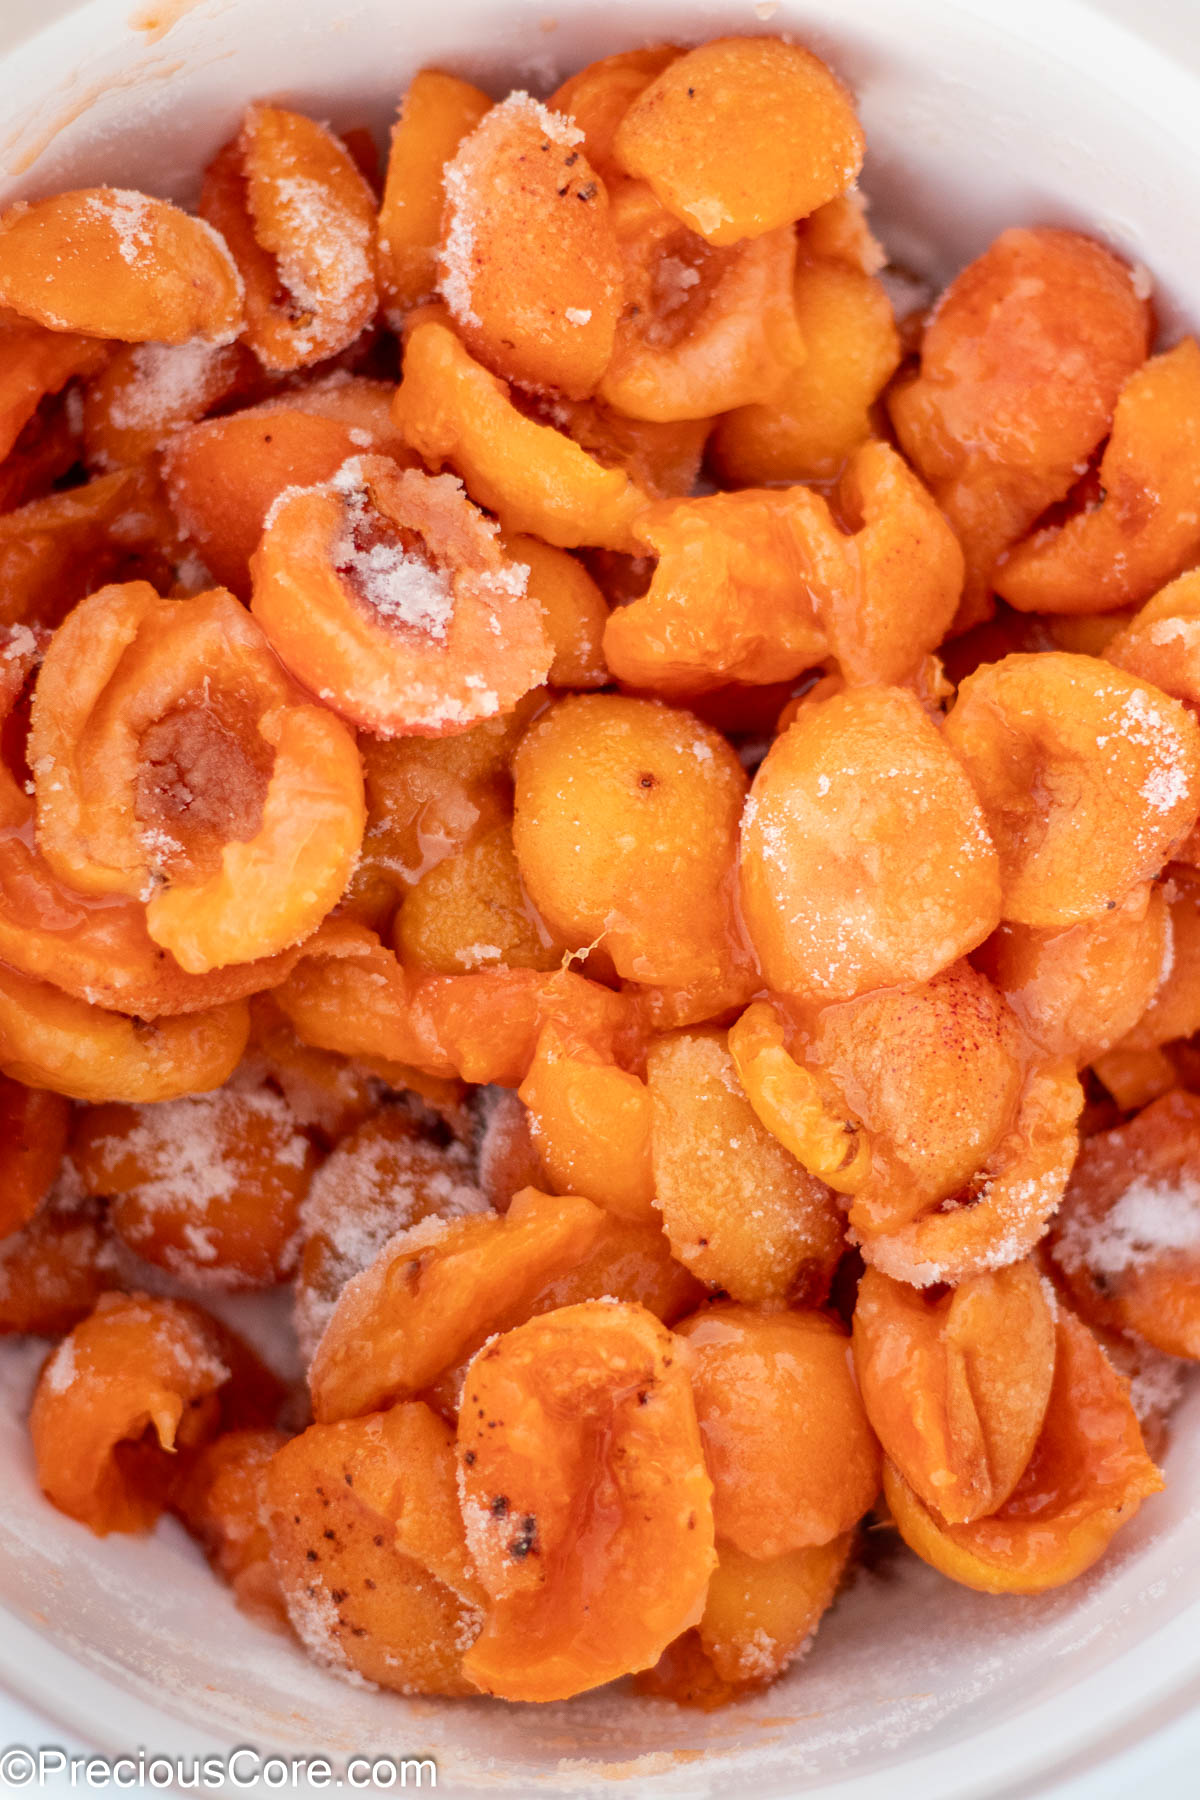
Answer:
[[2, 0, 1200, 1795]]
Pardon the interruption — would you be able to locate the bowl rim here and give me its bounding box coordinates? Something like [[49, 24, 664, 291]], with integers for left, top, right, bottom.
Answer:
[[2, 1, 1200, 1795]]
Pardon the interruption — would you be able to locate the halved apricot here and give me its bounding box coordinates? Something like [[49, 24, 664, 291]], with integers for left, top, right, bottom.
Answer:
[[0, 963, 249, 1103], [943, 654, 1200, 928], [998, 340, 1200, 614], [890, 227, 1150, 625], [852, 1263, 1056, 1524], [857, 1061, 1082, 1288], [199, 106, 377, 371], [30, 1294, 242, 1534], [602, 487, 831, 695], [518, 1018, 656, 1222], [728, 1000, 870, 1197], [548, 46, 679, 186], [979, 883, 1170, 1062], [0, 188, 244, 344], [458, 1301, 715, 1701], [161, 395, 412, 600], [31, 582, 364, 972], [0, 465, 177, 631], [711, 254, 899, 484], [74, 1084, 316, 1290], [791, 964, 1026, 1237], [1105, 568, 1200, 705], [513, 694, 748, 990], [741, 686, 1000, 1003], [392, 317, 651, 550], [647, 1029, 844, 1304], [438, 94, 621, 398], [605, 443, 961, 695], [379, 70, 491, 317], [82, 339, 258, 472], [598, 181, 804, 422], [267, 1402, 484, 1693], [885, 1310, 1162, 1593], [308, 1188, 609, 1420], [677, 1303, 880, 1555], [295, 1103, 485, 1358], [0, 1190, 118, 1337], [696, 1536, 852, 1690], [251, 455, 551, 737], [613, 37, 863, 245]]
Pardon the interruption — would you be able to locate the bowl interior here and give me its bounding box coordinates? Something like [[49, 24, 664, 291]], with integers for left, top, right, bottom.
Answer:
[[2, 1, 1200, 1793]]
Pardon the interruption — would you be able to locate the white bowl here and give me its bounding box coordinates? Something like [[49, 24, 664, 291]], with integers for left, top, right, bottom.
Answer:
[[3, 0, 1200, 1792]]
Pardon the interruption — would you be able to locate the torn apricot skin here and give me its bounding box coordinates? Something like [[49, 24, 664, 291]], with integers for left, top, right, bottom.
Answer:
[[251, 455, 550, 739], [1049, 1089, 1200, 1360], [29, 1293, 249, 1536], [852, 1263, 1056, 1525], [885, 1310, 1162, 1594], [0, 188, 245, 345], [199, 106, 377, 373], [458, 1301, 716, 1703]]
